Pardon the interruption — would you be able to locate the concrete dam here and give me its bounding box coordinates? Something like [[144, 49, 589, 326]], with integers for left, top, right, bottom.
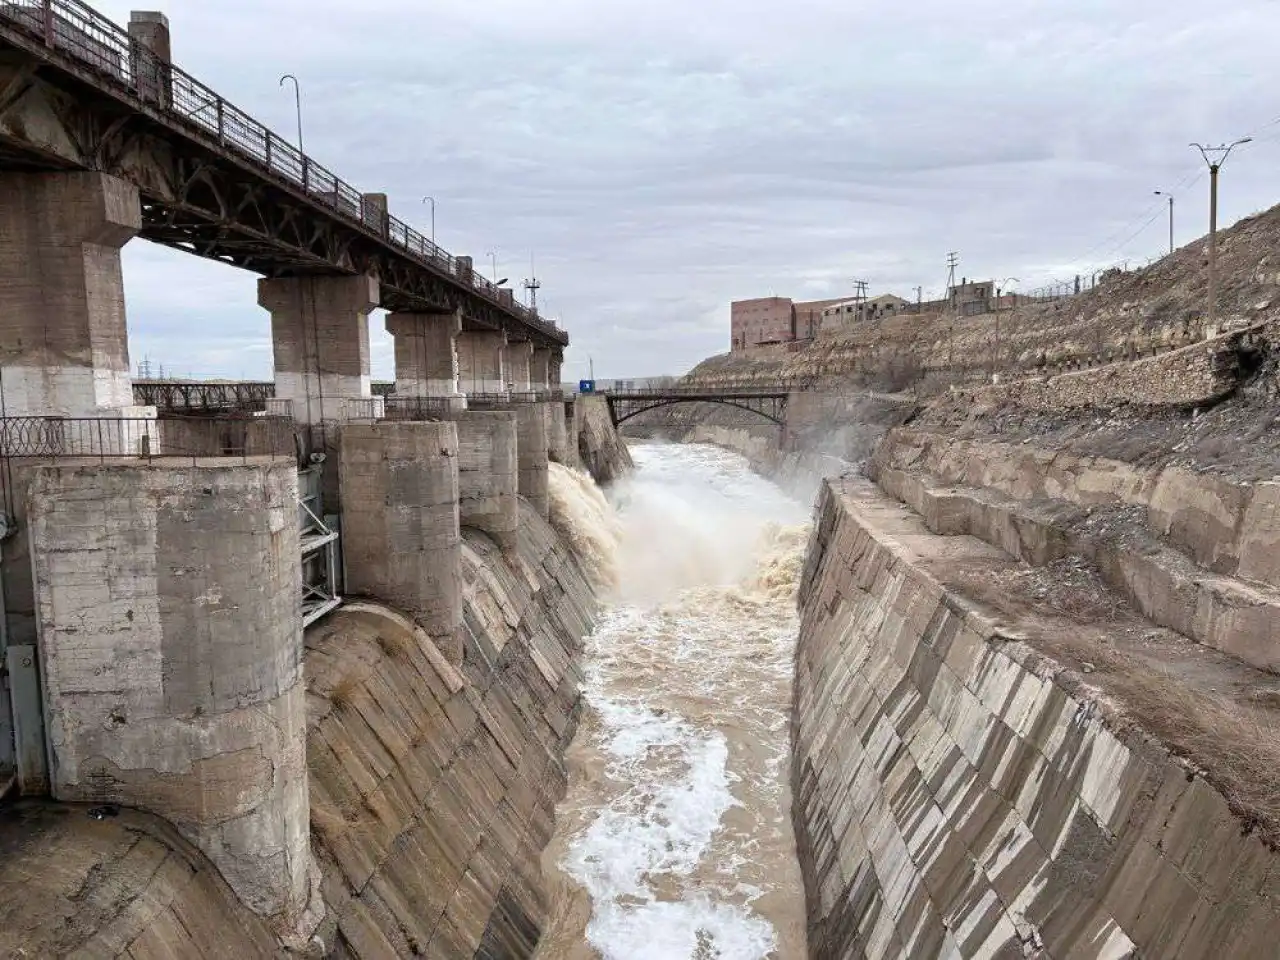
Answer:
[[5, 3, 1280, 959]]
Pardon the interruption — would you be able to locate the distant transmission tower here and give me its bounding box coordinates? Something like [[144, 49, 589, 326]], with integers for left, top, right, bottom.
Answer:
[[944, 252, 959, 304], [945, 252, 960, 367], [522, 253, 541, 313], [851, 279, 869, 321]]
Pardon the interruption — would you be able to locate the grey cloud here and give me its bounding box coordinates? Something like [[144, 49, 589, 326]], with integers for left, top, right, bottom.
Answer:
[[95, 0, 1280, 380]]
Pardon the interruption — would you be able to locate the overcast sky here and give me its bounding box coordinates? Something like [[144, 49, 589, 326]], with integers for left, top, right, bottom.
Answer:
[[93, 0, 1280, 382]]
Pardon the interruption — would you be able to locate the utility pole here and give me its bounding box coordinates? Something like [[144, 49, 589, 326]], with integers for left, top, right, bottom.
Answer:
[[852, 279, 869, 321], [944, 252, 960, 368], [1191, 138, 1251, 328], [522, 253, 541, 312], [422, 196, 436, 246], [1154, 190, 1174, 255]]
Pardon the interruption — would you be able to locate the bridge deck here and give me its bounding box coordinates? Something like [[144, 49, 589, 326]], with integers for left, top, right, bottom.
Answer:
[[0, 0, 566, 346]]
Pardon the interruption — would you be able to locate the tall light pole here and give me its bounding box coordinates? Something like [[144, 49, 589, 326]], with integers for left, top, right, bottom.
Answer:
[[421, 197, 436, 246], [485, 250, 498, 284], [278, 74, 303, 152], [1153, 190, 1174, 255], [1191, 138, 1251, 327]]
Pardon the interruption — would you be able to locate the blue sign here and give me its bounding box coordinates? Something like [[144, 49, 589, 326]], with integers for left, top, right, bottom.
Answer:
[[579, 379, 596, 394]]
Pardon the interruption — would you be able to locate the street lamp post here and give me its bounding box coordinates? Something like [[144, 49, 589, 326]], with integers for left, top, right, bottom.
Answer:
[[421, 196, 436, 246], [1154, 191, 1174, 255], [485, 250, 499, 284], [278, 74, 303, 152], [1191, 138, 1251, 327]]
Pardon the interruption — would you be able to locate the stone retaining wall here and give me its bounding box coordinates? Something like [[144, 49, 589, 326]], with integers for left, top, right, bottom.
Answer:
[[793, 478, 1280, 958]]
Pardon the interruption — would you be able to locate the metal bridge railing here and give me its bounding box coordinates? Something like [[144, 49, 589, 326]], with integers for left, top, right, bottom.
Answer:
[[0, 0, 565, 343], [0, 414, 297, 463]]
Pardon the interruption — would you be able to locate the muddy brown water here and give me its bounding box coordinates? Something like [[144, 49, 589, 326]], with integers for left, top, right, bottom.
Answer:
[[537, 444, 811, 960]]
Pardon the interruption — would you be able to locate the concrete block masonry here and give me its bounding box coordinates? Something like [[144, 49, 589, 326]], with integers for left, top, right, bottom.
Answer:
[[338, 421, 464, 662], [438, 410, 520, 550], [26, 458, 312, 927], [515, 402, 551, 518], [794, 477, 1280, 959]]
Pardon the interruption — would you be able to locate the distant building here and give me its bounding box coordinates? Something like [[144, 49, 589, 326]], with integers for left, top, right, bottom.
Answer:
[[820, 294, 911, 334], [949, 279, 994, 316], [730, 296, 852, 352]]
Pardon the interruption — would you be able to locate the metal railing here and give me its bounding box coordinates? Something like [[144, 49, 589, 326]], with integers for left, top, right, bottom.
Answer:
[[0, 0, 564, 342], [381, 396, 461, 421], [0, 414, 296, 463]]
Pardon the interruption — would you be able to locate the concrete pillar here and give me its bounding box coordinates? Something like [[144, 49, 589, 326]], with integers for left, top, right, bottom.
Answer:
[[457, 329, 507, 396], [530, 347, 553, 391], [338, 421, 464, 663], [549, 350, 564, 390], [439, 411, 519, 550], [26, 459, 311, 925], [386, 310, 464, 408], [514, 403, 550, 518], [362, 191, 389, 237], [503, 340, 534, 394], [128, 12, 172, 107], [0, 172, 150, 417], [259, 274, 379, 425]]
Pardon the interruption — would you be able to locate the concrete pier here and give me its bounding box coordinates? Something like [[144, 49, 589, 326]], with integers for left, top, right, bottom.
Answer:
[[26, 458, 311, 924], [338, 421, 464, 662], [458, 330, 507, 395], [442, 410, 520, 550], [386, 310, 465, 408], [0, 172, 149, 416], [515, 403, 550, 518], [530, 347, 553, 391], [503, 339, 534, 394], [259, 274, 380, 424]]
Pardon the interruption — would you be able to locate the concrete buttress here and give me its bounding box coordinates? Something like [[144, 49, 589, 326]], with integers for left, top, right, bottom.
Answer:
[[25, 458, 313, 926], [515, 403, 550, 518], [439, 410, 520, 549], [338, 421, 465, 662]]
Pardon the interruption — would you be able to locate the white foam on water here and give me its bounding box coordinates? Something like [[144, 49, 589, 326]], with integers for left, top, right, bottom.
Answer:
[[545, 442, 812, 959]]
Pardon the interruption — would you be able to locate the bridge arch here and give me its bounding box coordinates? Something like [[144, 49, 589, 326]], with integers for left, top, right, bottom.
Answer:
[[606, 393, 787, 428]]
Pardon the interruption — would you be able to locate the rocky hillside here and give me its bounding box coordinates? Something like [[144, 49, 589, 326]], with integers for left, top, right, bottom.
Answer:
[[687, 201, 1280, 392]]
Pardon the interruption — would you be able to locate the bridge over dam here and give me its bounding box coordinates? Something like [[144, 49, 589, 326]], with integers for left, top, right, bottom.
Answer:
[[0, 3, 641, 955]]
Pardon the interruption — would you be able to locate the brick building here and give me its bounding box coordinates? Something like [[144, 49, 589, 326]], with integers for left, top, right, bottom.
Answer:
[[730, 296, 849, 352], [820, 294, 911, 334]]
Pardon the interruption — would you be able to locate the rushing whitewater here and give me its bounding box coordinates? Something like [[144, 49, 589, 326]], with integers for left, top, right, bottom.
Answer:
[[538, 443, 811, 960]]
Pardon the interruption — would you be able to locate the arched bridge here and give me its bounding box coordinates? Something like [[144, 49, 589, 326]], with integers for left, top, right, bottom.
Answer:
[[606, 387, 789, 427]]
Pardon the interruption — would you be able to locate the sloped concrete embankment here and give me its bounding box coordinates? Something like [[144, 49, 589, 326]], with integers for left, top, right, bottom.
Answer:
[[794, 476, 1280, 958], [304, 499, 597, 957]]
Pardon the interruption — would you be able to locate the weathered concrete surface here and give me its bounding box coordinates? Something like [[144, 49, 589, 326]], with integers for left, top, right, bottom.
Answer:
[[0, 803, 279, 958], [440, 409, 521, 550], [304, 498, 597, 958], [515, 402, 551, 518], [26, 458, 313, 927], [878, 428, 1280, 592], [259, 274, 379, 424], [338, 421, 463, 662], [794, 477, 1280, 959], [503, 340, 534, 392], [458, 330, 508, 395], [574, 394, 633, 485], [873, 461, 1280, 673], [0, 171, 142, 416], [387, 309, 464, 402], [545, 398, 575, 468]]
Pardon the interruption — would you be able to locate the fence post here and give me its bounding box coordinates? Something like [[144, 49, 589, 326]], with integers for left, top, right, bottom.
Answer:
[[216, 97, 225, 145], [264, 131, 273, 171]]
